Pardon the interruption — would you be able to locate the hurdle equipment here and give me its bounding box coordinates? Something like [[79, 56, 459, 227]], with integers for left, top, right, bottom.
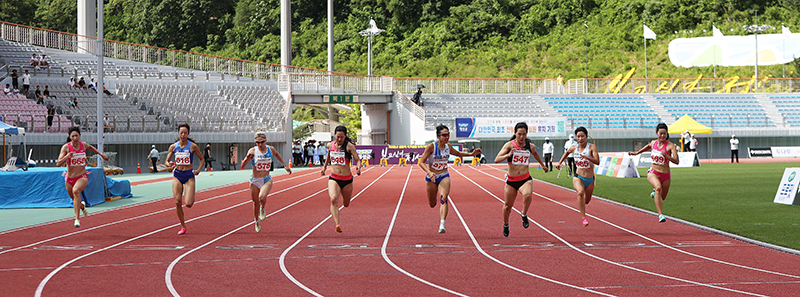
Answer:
[[361, 159, 370, 167], [380, 158, 388, 167], [399, 157, 407, 166], [453, 157, 462, 166]]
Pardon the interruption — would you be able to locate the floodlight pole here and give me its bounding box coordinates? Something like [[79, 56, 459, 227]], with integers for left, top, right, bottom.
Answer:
[[359, 18, 384, 76], [96, 0, 104, 166], [743, 12, 773, 91]]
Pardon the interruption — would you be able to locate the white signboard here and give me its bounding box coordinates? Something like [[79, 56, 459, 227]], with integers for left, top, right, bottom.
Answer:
[[771, 147, 800, 158], [774, 168, 800, 205], [455, 117, 567, 138], [594, 155, 640, 178], [634, 152, 699, 168]]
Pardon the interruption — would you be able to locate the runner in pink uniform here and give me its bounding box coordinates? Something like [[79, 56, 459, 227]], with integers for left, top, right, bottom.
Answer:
[[555, 126, 598, 227], [494, 122, 548, 237], [320, 125, 361, 233], [628, 123, 679, 222], [240, 129, 291, 233], [165, 123, 205, 235], [56, 127, 108, 228]]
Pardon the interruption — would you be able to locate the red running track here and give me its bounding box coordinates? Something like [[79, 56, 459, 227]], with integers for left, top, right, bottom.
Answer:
[[1, 165, 799, 296]]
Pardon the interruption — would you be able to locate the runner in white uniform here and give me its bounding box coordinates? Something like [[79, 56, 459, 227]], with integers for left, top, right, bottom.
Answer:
[[241, 129, 291, 232], [628, 123, 679, 223], [494, 122, 548, 237], [556, 127, 598, 226], [418, 125, 482, 233]]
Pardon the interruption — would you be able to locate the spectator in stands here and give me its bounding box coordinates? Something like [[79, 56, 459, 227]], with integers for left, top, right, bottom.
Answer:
[[689, 135, 698, 152], [88, 79, 97, 93], [103, 115, 114, 132], [77, 77, 87, 89], [102, 84, 112, 96], [557, 74, 565, 94], [43, 85, 52, 99], [12, 86, 21, 95], [11, 69, 19, 90], [66, 97, 78, 108], [68, 77, 75, 88], [148, 145, 159, 173], [292, 140, 302, 167], [30, 54, 39, 67], [412, 88, 422, 106], [542, 137, 554, 172], [39, 55, 49, 67], [34, 85, 42, 102], [204, 143, 213, 171], [46, 105, 55, 131], [22, 70, 31, 96], [730, 135, 739, 163], [3, 84, 10, 95]]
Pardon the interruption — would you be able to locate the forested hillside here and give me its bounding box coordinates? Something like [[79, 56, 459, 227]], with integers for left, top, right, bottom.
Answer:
[[4, 0, 800, 80]]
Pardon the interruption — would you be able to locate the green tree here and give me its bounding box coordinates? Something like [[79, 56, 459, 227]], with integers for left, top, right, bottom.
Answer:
[[338, 104, 361, 140]]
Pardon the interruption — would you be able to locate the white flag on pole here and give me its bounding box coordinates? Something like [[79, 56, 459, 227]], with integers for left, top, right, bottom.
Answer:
[[713, 25, 724, 37], [784, 26, 792, 35], [643, 24, 657, 40]]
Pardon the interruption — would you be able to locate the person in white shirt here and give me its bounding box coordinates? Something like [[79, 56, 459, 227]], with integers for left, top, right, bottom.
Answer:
[[730, 135, 739, 163], [681, 130, 691, 152], [68, 77, 75, 88], [3, 84, 11, 95], [148, 145, 159, 173], [563, 134, 578, 176], [689, 135, 698, 152], [542, 137, 555, 172], [22, 70, 31, 96]]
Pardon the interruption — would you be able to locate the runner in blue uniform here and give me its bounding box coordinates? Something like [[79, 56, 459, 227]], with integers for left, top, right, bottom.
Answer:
[[241, 129, 291, 232], [418, 125, 482, 234], [165, 123, 205, 235]]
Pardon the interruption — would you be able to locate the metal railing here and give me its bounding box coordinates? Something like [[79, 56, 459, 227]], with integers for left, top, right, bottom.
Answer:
[[2, 113, 284, 133]]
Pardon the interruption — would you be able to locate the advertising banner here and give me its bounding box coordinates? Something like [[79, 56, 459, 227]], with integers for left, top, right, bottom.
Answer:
[[771, 147, 800, 158], [748, 147, 773, 158], [455, 117, 567, 138], [634, 152, 698, 168], [355, 144, 462, 165], [774, 168, 800, 205], [594, 156, 640, 178]]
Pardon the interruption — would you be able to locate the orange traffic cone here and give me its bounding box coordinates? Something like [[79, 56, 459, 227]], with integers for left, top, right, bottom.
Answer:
[[136, 162, 141, 174], [289, 159, 292, 169]]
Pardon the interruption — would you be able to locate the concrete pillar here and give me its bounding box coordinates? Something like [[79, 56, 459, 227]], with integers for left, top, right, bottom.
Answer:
[[77, 0, 96, 54]]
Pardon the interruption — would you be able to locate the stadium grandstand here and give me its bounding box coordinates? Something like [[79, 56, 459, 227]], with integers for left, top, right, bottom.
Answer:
[[2, 21, 800, 174]]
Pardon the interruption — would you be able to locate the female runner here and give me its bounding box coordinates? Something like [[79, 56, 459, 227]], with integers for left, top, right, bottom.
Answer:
[[165, 123, 205, 234], [241, 129, 292, 232], [628, 123, 679, 222], [555, 127, 598, 227], [493, 122, 548, 237], [320, 125, 361, 233], [418, 124, 482, 234], [57, 127, 109, 228]]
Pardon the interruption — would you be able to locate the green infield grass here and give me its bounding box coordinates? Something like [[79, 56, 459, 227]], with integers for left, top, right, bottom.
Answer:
[[531, 162, 800, 251]]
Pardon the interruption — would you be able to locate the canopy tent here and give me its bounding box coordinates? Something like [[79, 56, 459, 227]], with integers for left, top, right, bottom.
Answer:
[[668, 115, 712, 135]]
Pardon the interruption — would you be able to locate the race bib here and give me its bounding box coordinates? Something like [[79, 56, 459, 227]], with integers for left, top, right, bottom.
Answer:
[[330, 151, 347, 166], [254, 155, 272, 171], [69, 153, 87, 167], [651, 150, 666, 165], [431, 157, 448, 171], [511, 150, 530, 166], [175, 152, 191, 166], [575, 158, 592, 168]]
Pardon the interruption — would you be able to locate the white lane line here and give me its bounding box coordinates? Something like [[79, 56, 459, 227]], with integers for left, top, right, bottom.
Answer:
[[456, 167, 769, 296], [447, 190, 615, 296], [480, 165, 800, 280], [166, 188, 329, 296], [34, 173, 331, 297], [279, 166, 393, 297], [0, 170, 321, 253], [380, 166, 469, 297]]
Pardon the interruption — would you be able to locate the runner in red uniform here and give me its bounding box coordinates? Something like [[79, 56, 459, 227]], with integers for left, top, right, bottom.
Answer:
[[56, 127, 108, 228]]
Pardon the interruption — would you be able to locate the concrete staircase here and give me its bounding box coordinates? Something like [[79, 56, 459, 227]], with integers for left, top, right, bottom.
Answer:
[[641, 94, 673, 123], [754, 93, 784, 127]]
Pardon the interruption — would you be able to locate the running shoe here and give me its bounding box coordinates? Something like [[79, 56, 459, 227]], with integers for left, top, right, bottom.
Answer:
[[258, 208, 266, 221], [503, 224, 509, 237], [80, 201, 88, 217], [74, 218, 80, 228], [521, 215, 529, 229], [658, 214, 666, 223], [335, 224, 342, 233], [582, 217, 589, 227], [177, 227, 187, 235], [650, 190, 655, 199], [255, 220, 261, 233]]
